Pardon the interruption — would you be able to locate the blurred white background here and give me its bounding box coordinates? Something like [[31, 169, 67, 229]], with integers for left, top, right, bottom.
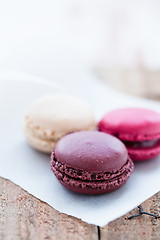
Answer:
[[0, 0, 160, 82]]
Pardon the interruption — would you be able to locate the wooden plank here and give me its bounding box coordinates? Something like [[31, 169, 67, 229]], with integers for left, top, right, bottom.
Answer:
[[101, 192, 160, 240], [1, 176, 159, 240], [0, 177, 98, 240]]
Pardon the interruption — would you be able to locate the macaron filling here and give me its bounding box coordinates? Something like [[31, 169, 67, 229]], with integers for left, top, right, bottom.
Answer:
[[123, 139, 160, 149], [50, 152, 134, 191]]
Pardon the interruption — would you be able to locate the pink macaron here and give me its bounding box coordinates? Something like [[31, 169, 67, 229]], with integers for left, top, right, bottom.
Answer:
[[99, 108, 160, 161]]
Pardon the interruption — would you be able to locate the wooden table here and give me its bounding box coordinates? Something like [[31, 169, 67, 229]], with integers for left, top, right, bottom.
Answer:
[[1, 69, 160, 240]]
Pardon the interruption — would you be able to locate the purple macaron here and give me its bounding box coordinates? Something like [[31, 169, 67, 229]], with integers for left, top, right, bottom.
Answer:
[[50, 131, 134, 195]]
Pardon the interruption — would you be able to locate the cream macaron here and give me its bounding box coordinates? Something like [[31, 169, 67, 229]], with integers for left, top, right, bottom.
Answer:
[[24, 94, 96, 153]]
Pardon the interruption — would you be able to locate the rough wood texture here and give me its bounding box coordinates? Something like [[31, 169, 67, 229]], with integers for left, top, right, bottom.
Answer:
[[1, 69, 160, 240], [101, 192, 160, 240], [0, 177, 97, 240]]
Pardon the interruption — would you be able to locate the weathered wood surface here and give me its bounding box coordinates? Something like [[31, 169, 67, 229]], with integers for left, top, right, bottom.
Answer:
[[0, 177, 98, 240], [1, 70, 160, 240], [101, 192, 160, 240], [0, 177, 159, 240]]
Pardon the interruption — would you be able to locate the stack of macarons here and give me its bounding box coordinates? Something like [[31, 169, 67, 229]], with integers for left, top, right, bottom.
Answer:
[[24, 94, 160, 195]]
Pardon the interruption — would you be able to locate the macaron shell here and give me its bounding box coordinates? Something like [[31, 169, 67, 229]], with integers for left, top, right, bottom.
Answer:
[[127, 141, 160, 161], [51, 152, 133, 181], [57, 176, 129, 195], [25, 94, 96, 140], [24, 129, 56, 153], [55, 131, 128, 172], [52, 157, 134, 195], [99, 108, 160, 141]]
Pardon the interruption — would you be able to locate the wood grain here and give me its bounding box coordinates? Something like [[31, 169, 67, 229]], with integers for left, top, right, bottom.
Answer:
[[0, 177, 98, 240], [1, 69, 160, 240], [101, 192, 160, 240]]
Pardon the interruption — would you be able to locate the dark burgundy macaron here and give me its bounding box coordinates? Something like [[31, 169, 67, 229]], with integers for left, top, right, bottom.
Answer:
[[99, 108, 160, 161], [50, 131, 134, 195]]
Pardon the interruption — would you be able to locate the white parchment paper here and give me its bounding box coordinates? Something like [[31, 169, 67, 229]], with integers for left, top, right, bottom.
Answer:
[[0, 70, 160, 226]]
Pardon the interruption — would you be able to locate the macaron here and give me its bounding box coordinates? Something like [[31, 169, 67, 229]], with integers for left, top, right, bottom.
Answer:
[[99, 108, 160, 161], [24, 94, 96, 153], [50, 131, 134, 195]]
